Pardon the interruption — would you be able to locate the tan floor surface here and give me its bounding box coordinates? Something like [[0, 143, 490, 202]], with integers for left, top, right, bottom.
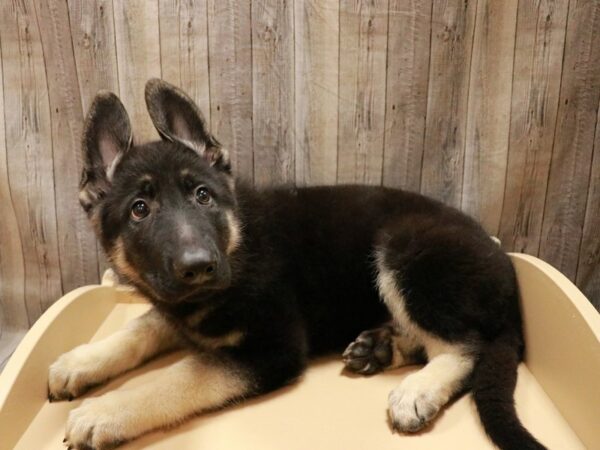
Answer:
[[14, 303, 583, 450]]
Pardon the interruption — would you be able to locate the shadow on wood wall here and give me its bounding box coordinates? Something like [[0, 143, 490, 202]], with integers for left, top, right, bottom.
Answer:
[[0, 0, 599, 357]]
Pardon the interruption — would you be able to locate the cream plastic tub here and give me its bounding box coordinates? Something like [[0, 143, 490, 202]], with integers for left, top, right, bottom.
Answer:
[[0, 253, 598, 449]]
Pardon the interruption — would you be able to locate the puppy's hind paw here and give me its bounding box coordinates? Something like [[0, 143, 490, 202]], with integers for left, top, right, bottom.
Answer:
[[342, 327, 394, 375], [388, 374, 446, 433]]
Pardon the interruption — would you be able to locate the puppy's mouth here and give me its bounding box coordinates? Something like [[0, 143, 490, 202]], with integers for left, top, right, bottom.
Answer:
[[144, 270, 232, 304]]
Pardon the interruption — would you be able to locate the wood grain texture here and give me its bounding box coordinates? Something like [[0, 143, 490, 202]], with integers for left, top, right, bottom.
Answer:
[[252, 0, 295, 186], [159, 0, 211, 120], [68, 0, 120, 278], [336, 0, 388, 185], [35, 0, 99, 292], [420, 0, 477, 208], [0, 33, 28, 336], [0, 0, 63, 322], [68, 0, 120, 112], [461, 0, 518, 235], [539, 0, 600, 280], [113, 0, 162, 141], [382, 0, 432, 191], [207, 0, 254, 181], [576, 101, 600, 307], [1, 1, 600, 354], [294, 0, 339, 186], [498, 0, 569, 255]]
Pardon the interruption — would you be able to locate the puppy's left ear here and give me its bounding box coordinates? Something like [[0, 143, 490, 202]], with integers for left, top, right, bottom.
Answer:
[[145, 78, 230, 173]]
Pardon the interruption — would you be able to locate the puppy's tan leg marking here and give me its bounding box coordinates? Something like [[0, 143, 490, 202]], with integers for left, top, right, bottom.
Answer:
[[64, 354, 249, 449], [48, 308, 180, 401], [375, 250, 476, 432]]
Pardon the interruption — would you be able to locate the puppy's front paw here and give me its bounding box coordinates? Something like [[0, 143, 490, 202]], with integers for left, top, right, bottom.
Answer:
[[388, 374, 446, 432], [48, 345, 104, 401], [65, 394, 127, 450]]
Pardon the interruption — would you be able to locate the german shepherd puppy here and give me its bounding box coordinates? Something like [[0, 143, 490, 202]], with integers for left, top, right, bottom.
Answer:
[[48, 79, 545, 450]]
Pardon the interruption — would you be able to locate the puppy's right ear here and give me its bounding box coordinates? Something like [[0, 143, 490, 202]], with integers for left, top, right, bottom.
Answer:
[[79, 91, 132, 215]]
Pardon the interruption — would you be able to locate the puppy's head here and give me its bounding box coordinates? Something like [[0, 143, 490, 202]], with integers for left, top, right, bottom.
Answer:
[[80, 79, 241, 303]]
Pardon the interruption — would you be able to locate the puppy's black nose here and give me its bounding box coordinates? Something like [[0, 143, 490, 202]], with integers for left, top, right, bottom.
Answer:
[[174, 248, 217, 284]]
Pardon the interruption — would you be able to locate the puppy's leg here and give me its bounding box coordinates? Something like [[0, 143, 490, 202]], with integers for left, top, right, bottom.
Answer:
[[343, 323, 425, 375], [388, 348, 474, 432], [48, 308, 179, 401], [63, 350, 300, 449], [373, 231, 489, 433]]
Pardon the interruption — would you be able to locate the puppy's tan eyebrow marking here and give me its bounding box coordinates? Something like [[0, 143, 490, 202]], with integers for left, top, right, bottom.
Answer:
[[138, 175, 155, 196]]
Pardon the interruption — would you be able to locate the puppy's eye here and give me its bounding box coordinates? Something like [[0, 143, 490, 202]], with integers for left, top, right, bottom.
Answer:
[[195, 186, 211, 205], [131, 200, 150, 220]]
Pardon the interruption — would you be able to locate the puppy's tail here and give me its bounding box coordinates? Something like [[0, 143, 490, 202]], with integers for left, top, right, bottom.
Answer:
[[472, 328, 547, 450]]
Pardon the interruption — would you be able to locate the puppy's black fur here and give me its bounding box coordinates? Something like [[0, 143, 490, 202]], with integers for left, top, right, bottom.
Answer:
[[78, 79, 545, 450]]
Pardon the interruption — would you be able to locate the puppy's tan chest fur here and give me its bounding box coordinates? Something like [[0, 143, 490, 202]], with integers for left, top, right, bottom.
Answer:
[[170, 306, 246, 351]]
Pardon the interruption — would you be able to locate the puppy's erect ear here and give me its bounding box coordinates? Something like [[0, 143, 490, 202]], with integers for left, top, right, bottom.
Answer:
[[79, 91, 132, 214], [144, 78, 230, 172]]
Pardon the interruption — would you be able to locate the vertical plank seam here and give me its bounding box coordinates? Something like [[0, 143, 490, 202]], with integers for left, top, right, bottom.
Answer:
[[249, 0, 256, 185], [380, 0, 392, 187], [110, 1, 122, 104], [498, 0, 521, 243], [250, 0, 256, 186], [0, 36, 28, 330], [32, 0, 65, 303], [459, 0, 480, 210], [539, 0, 572, 258], [205, 0, 213, 130], [336, 0, 342, 183], [418, 0, 434, 192], [419, 0, 435, 194], [158, 0, 164, 78], [291, 0, 296, 184], [61, 1, 83, 167], [293, 0, 299, 184]]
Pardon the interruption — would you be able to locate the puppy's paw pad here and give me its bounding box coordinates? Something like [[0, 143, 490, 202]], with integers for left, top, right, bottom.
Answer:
[[343, 329, 393, 375], [388, 380, 444, 432]]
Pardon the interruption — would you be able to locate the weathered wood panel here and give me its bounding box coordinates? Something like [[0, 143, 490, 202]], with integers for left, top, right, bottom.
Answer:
[[382, 0, 432, 191], [158, 0, 211, 120], [498, 0, 569, 255], [67, 0, 120, 277], [252, 0, 295, 186], [207, 0, 254, 181], [35, 0, 99, 292], [337, 0, 388, 185], [420, 0, 477, 208], [0, 0, 63, 323], [0, 26, 28, 344], [295, 0, 339, 186], [577, 101, 600, 309], [462, 0, 518, 235], [1, 0, 599, 351], [113, 0, 162, 140], [539, 0, 600, 280]]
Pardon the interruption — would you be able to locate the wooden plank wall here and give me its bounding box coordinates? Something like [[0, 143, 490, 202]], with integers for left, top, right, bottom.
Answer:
[[1, 0, 599, 361]]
